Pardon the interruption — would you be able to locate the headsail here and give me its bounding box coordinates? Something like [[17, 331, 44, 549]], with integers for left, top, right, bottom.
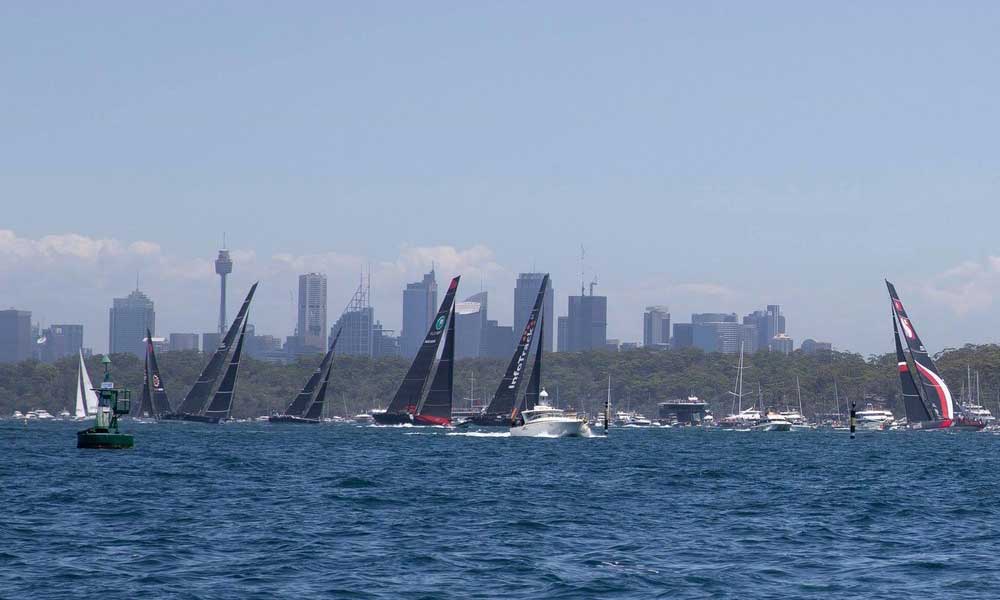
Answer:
[[283, 328, 341, 417], [893, 310, 931, 423], [384, 276, 461, 415], [79, 350, 99, 416], [483, 274, 548, 419], [176, 282, 257, 415], [416, 305, 455, 426], [203, 318, 248, 422], [886, 280, 953, 423], [136, 351, 154, 417], [304, 359, 334, 421], [74, 352, 88, 418], [523, 313, 544, 412]]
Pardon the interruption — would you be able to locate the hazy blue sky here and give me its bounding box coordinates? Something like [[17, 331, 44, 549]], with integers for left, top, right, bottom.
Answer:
[[2, 2, 1000, 354]]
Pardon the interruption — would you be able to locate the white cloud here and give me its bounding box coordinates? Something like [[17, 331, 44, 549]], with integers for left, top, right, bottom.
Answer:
[[921, 257, 1000, 315]]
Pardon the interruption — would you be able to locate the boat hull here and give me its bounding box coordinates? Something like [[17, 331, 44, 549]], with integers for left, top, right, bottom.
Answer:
[[412, 414, 451, 427], [159, 413, 221, 424], [751, 422, 792, 432], [268, 415, 320, 424], [77, 428, 134, 449], [510, 419, 591, 438], [465, 413, 511, 428], [372, 412, 412, 426]]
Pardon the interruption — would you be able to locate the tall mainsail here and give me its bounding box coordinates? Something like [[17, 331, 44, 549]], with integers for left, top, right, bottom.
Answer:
[[146, 330, 173, 417], [482, 274, 548, 419], [383, 276, 461, 416], [74, 351, 90, 418], [416, 305, 455, 426], [893, 310, 932, 423], [136, 352, 154, 417], [886, 280, 953, 423], [523, 313, 544, 412], [79, 350, 99, 416], [303, 359, 334, 421], [176, 282, 257, 415], [282, 328, 341, 417], [203, 319, 248, 422]]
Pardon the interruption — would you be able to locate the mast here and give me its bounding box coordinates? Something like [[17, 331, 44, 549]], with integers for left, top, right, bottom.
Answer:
[[796, 376, 803, 416], [385, 276, 460, 416], [728, 341, 746, 414], [177, 282, 257, 415], [203, 319, 248, 421], [604, 375, 611, 432], [304, 359, 334, 421], [483, 274, 548, 418]]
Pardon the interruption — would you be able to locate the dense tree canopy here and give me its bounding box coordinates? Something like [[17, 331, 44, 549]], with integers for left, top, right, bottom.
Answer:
[[3, 345, 999, 420]]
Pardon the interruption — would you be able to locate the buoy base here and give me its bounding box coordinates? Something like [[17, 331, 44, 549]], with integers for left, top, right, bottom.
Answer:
[[77, 428, 134, 449]]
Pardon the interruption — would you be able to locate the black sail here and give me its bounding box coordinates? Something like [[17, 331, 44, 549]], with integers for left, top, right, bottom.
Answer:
[[384, 276, 461, 415], [483, 274, 548, 419], [204, 319, 248, 421], [893, 311, 931, 423], [304, 361, 333, 421], [283, 329, 341, 417], [136, 351, 153, 417], [524, 313, 544, 412], [416, 306, 455, 425], [886, 280, 952, 422], [143, 330, 171, 417], [177, 282, 257, 415]]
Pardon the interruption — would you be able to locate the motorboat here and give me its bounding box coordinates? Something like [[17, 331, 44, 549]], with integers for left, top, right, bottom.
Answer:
[[353, 413, 375, 424], [510, 389, 591, 437], [854, 403, 895, 431], [751, 410, 792, 432], [719, 407, 761, 430]]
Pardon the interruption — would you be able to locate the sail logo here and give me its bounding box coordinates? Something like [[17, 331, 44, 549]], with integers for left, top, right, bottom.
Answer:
[[152, 374, 161, 388], [899, 317, 915, 339], [893, 299, 904, 314], [434, 315, 447, 331], [507, 324, 535, 389]]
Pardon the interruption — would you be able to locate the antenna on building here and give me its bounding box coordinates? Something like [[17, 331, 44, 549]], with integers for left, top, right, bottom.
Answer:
[[580, 245, 586, 296], [589, 276, 598, 296], [136, 271, 140, 291], [222, 232, 227, 250]]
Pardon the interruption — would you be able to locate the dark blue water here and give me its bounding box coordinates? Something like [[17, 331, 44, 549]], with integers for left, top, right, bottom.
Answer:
[[3, 422, 999, 599]]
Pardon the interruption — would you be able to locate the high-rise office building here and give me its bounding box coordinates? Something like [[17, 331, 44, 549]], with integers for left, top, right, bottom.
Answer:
[[514, 273, 553, 353], [643, 306, 671, 349], [455, 292, 488, 359], [691, 319, 757, 354], [215, 248, 233, 335], [672, 323, 694, 349], [371, 322, 400, 358], [297, 273, 327, 352], [0, 309, 33, 363], [202, 332, 221, 354], [483, 320, 515, 359], [800, 339, 832, 354], [557, 316, 568, 352], [109, 290, 155, 358], [771, 333, 794, 354], [743, 305, 787, 352], [169, 333, 199, 352], [400, 269, 438, 358], [565, 291, 607, 352], [333, 306, 374, 356], [40, 324, 84, 362]]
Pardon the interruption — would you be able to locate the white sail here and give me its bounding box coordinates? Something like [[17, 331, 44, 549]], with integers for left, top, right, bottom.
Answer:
[[74, 360, 86, 418], [79, 351, 99, 415]]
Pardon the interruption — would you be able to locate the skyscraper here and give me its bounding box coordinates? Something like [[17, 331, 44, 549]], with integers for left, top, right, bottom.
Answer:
[[40, 324, 84, 362], [334, 275, 374, 357], [565, 289, 607, 352], [514, 273, 553, 353], [643, 306, 670, 349], [109, 289, 155, 357], [297, 273, 328, 352], [743, 305, 787, 352], [0, 309, 32, 363], [455, 292, 488, 359], [557, 316, 568, 352], [400, 269, 437, 358], [215, 248, 233, 335]]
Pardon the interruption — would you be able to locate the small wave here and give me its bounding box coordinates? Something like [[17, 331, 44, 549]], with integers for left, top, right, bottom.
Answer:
[[336, 476, 378, 489]]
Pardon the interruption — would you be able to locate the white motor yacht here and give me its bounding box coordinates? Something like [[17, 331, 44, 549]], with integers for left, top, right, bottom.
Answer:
[[751, 411, 792, 432], [719, 407, 761, 430], [12, 410, 23, 419], [353, 413, 375, 424], [510, 389, 591, 438], [779, 409, 814, 431], [854, 403, 895, 431]]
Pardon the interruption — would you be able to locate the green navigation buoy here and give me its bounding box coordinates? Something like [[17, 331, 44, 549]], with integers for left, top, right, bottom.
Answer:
[[77, 356, 134, 449]]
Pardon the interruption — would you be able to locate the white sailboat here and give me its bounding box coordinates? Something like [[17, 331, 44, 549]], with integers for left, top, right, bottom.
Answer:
[[75, 351, 99, 419]]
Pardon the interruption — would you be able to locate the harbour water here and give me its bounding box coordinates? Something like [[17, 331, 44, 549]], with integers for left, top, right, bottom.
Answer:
[[3, 421, 999, 598]]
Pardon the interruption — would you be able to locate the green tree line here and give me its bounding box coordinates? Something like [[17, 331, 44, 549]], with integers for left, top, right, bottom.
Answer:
[[3, 345, 1000, 419]]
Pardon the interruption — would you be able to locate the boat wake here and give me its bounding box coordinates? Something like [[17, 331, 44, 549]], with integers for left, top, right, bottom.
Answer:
[[446, 431, 510, 438]]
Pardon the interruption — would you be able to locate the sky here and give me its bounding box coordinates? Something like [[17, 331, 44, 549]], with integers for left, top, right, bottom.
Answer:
[[2, 2, 1000, 355]]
